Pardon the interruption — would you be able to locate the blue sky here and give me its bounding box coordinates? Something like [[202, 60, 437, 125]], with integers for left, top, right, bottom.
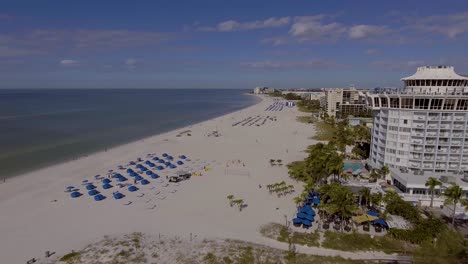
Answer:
[[1, 0, 468, 89]]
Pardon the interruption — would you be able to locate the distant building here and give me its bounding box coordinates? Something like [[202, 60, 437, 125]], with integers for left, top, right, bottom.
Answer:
[[253, 87, 274, 94], [322, 88, 368, 118]]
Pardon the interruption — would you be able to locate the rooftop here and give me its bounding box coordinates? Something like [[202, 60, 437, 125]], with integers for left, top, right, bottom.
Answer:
[[390, 167, 468, 190], [401, 66, 468, 81]]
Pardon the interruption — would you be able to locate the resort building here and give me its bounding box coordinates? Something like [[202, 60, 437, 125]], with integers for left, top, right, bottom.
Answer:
[[366, 66, 468, 198], [322, 88, 369, 118]]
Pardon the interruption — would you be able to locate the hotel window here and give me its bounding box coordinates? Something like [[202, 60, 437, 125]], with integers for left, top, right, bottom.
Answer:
[[430, 99, 443, 109], [415, 98, 429, 109], [390, 97, 399, 108], [437, 80, 442, 86], [443, 99, 456, 110], [381, 97, 388, 107], [443, 80, 448, 86], [457, 99, 468, 110], [401, 98, 413, 109], [374, 97, 380, 107]]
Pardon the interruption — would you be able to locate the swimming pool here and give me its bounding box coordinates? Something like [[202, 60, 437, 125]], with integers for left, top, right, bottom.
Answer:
[[344, 162, 363, 172]]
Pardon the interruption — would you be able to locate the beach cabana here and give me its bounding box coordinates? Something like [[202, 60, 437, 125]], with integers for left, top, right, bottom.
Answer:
[[162, 153, 168, 157], [146, 171, 153, 176], [156, 166, 164, 170], [66, 186, 75, 191], [167, 156, 174, 160], [94, 194, 105, 201], [88, 190, 99, 196], [164, 161, 171, 166], [126, 168, 134, 173], [102, 178, 111, 184], [128, 185, 139, 192], [312, 197, 320, 205], [141, 179, 150, 185], [170, 164, 177, 169], [158, 160, 165, 164], [367, 210, 379, 217], [152, 157, 159, 161], [102, 183, 113, 189], [177, 161, 184, 165], [297, 213, 314, 221], [151, 173, 159, 179], [179, 155, 187, 159], [118, 176, 128, 182], [86, 184, 96, 190], [113, 192, 124, 200], [70, 191, 81, 198]]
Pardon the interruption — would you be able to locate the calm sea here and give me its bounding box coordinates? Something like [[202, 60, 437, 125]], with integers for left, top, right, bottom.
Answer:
[[0, 89, 258, 178]]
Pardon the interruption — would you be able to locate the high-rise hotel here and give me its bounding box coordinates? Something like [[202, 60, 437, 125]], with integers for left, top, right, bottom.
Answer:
[[366, 66, 468, 194]]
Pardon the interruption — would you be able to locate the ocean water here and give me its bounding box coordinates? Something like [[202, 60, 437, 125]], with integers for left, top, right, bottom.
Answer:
[[0, 89, 258, 178]]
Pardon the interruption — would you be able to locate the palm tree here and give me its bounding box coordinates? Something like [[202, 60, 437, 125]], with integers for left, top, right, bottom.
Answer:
[[370, 192, 383, 210], [443, 183, 464, 226], [323, 185, 357, 232], [425, 177, 442, 208], [379, 165, 389, 179], [227, 194, 234, 207], [234, 199, 244, 211], [359, 187, 371, 207]]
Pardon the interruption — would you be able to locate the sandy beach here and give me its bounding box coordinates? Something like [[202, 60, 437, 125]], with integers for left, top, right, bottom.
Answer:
[[0, 95, 323, 263]]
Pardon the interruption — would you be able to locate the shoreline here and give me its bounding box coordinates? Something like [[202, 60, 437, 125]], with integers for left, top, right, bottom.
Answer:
[[0, 95, 320, 264], [1, 93, 262, 182]]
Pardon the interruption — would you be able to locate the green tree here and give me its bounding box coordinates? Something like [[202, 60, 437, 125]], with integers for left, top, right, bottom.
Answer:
[[322, 184, 357, 232], [379, 165, 389, 179], [370, 192, 383, 209], [443, 183, 465, 226], [359, 187, 371, 207], [425, 177, 442, 208]]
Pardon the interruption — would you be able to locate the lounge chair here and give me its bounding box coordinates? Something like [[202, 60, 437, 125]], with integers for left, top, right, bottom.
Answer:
[[137, 193, 145, 197], [123, 201, 133, 205]]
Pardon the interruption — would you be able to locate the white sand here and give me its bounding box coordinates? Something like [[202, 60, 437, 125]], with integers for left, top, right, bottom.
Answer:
[[0, 95, 398, 264]]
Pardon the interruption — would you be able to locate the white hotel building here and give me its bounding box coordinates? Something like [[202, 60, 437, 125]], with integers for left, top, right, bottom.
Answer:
[[366, 66, 468, 198]]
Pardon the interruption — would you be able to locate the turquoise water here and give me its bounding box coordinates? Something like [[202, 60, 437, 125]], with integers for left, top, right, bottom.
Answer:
[[344, 162, 363, 172], [0, 89, 258, 178]]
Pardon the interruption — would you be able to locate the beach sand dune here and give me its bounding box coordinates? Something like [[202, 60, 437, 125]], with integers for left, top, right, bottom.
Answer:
[[0, 96, 317, 264]]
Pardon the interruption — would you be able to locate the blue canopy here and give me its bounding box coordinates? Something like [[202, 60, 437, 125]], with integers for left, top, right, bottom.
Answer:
[[113, 192, 124, 199], [86, 184, 96, 190], [136, 164, 143, 168], [146, 171, 153, 175], [367, 210, 379, 217], [297, 213, 314, 221], [126, 168, 134, 173], [373, 218, 388, 227], [102, 183, 113, 189], [170, 164, 177, 169], [152, 157, 159, 161], [129, 172, 137, 177], [312, 197, 321, 205], [135, 175, 143, 181], [94, 194, 105, 201], [66, 186, 74, 190], [177, 161, 184, 165], [147, 163, 155, 167], [94, 175, 101, 179], [299, 207, 316, 216], [158, 160, 165, 163], [162, 153, 168, 157], [292, 218, 303, 224], [145, 161, 151, 165], [167, 156, 174, 160], [70, 191, 81, 198], [88, 189, 99, 196], [128, 185, 139, 192], [302, 219, 312, 227], [140, 167, 147, 171], [82, 180, 88, 183], [114, 173, 123, 178], [179, 155, 187, 159], [165, 161, 171, 166], [157, 166, 164, 170], [151, 173, 159, 179], [141, 179, 150, 185], [102, 178, 111, 184]]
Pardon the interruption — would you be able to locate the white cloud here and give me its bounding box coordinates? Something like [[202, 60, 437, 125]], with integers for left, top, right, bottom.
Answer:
[[261, 37, 289, 46], [349, 25, 390, 39], [199, 17, 291, 32], [288, 15, 346, 42], [241, 59, 342, 70], [409, 12, 468, 38], [60, 59, 79, 66], [365, 49, 378, 55]]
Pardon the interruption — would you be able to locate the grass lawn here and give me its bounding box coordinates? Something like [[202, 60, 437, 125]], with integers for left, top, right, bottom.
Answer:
[[312, 120, 337, 141], [260, 223, 320, 247], [322, 231, 412, 254]]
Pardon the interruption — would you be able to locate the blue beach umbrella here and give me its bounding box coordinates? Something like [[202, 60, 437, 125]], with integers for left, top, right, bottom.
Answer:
[[135, 175, 143, 181], [141, 179, 150, 185], [177, 161, 184, 165], [292, 218, 303, 225], [151, 173, 159, 179], [102, 183, 113, 189], [165, 161, 171, 166], [113, 192, 124, 200], [179, 155, 187, 159], [86, 184, 96, 190], [88, 190, 99, 196], [157, 166, 164, 170], [66, 186, 75, 190], [146, 171, 153, 175], [158, 160, 165, 164], [70, 191, 81, 198], [128, 185, 139, 192], [167, 156, 174, 160], [126, 168, 134, 173], [302, 219, 312, 227], [170, 164, 177, 169], [94, 194, 106, 201], [152, 157, 159, 161], [162, 153, 168, 157], [118, 176, 128, 182], [103, 178, 111, 184]]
